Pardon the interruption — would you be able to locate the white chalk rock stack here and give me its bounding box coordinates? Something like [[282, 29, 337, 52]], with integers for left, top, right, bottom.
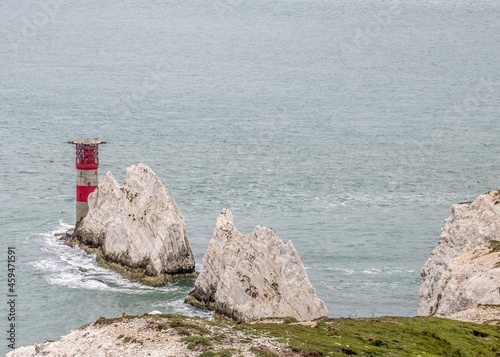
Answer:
[[74, 163, 195, 277], [186, 209, 329, 322], [418, 190, 500, 320]]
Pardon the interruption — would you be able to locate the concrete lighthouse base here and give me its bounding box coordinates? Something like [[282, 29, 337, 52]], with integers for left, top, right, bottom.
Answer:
[[76, 168, 98, 223], [76, 202, 89, 225]]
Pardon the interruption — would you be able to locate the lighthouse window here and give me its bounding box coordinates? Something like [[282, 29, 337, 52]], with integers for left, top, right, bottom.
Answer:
[[88, 182, 91, 186]]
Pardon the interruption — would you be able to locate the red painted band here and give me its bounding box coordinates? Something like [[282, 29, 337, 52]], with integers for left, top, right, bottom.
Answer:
[[76, 185, 97, 202], [76, 163, 99, 170]]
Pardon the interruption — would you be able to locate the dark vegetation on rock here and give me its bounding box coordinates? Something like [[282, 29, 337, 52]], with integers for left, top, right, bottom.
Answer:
[[69, 163, 196, 286]]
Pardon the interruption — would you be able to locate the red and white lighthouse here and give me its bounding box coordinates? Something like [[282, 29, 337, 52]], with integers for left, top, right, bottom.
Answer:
[[68, 140, 106, 224]]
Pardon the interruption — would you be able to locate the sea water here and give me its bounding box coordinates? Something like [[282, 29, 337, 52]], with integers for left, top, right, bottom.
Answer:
[[1, 0, 499, 353]]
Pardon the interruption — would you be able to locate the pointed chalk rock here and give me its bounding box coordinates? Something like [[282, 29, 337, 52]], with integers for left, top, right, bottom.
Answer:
[[74, 163, 195, 277], [418, 190, 500, 319], [186, 209, 329, 322]]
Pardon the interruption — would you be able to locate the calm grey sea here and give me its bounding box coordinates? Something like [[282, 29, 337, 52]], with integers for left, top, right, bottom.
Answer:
[[1, 0, 499, 353]]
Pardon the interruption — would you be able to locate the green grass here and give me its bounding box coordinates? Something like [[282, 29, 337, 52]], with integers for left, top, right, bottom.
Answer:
[[121, 335, 143, 345], [95, 315, 138, 325], [168, 316, 211, 335], [93, 314, 500, 357], [200, 349, 233, 357], [210, 333, 227, 341], [182, 335, 212, 350], [244, 317, 500, 356], [250, 346, 279, 357]]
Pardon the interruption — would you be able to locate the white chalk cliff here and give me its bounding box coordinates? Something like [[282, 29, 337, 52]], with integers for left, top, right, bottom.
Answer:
[[73, 163, 195, 278], [418, 190, 500, 320], [186, 209, 329, 322]]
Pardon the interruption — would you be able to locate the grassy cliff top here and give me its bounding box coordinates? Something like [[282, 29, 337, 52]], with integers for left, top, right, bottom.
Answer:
[[90, 313, 500, 357], [10, 313, 499, 356]]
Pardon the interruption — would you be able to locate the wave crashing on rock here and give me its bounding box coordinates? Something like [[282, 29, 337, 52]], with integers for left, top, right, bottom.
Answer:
[[72, 163, 196, 285]]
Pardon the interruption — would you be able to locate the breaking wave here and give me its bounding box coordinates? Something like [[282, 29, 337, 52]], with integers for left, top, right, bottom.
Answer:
[[32, 221, 182, 294]]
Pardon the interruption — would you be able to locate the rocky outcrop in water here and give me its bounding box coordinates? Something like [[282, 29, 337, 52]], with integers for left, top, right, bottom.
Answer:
[[72, 163, 196, 284], [185, 209, 329, 322], [418, 190, 500, 321]]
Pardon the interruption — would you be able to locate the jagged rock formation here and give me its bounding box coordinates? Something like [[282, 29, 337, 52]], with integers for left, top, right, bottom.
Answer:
[[72, 163, 195, 284], [186, 209, 329, 322], [418, 190, 500, 320]]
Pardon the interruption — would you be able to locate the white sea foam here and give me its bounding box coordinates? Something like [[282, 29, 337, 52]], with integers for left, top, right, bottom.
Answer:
[[164, 300, 213, 320], [362, 268, 381, 275], [326, 267, 414, 277], [32, 222, 180, 294], [326, 267, 355, 275]]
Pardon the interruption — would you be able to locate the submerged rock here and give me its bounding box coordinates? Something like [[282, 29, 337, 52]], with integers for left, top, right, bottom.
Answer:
[[418, 190, 500, 319], [72, 163, 195, 284], [186, 209, 329, 322]]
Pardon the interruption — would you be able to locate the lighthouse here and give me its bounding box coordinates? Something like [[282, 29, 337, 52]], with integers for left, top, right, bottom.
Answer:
[[68, 140, 106, 224]]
